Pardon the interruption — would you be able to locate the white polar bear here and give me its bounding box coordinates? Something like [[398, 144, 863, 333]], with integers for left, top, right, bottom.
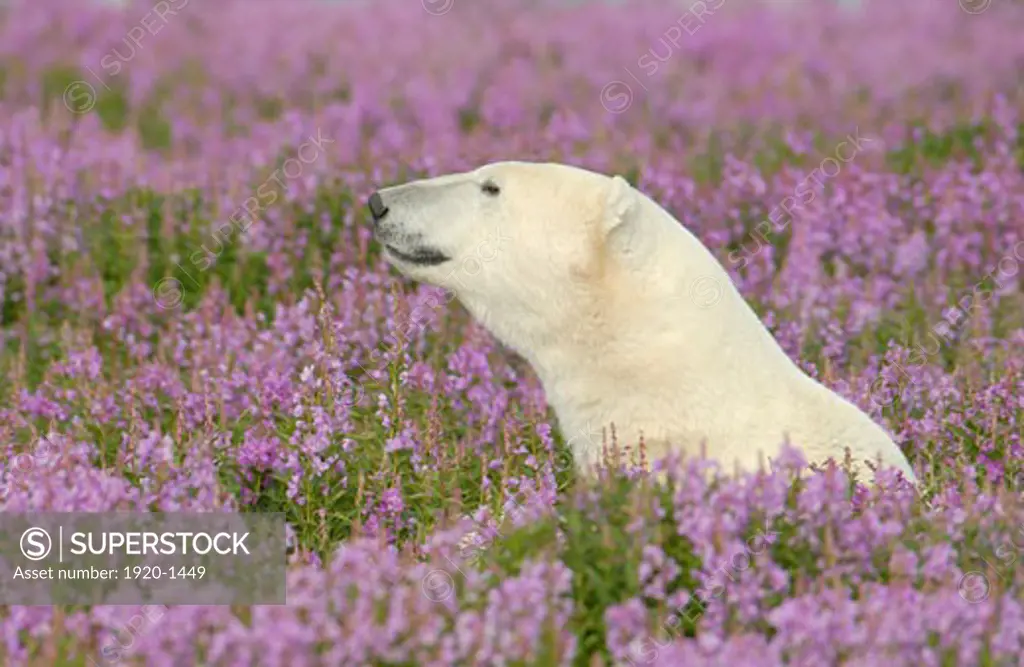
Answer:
[[367, 161, 917, 484]]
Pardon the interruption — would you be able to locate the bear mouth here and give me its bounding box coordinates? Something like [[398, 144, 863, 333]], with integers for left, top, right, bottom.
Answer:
[[384, 245, 451, 267]]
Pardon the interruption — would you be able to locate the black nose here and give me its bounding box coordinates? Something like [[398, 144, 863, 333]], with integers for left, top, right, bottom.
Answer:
[[367, 192, 389, 223]]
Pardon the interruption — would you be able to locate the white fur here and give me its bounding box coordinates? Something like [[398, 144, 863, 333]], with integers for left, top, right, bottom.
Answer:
[[372, 161, 917, 484]]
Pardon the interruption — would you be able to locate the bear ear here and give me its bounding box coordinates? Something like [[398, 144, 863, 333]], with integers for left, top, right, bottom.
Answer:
[[602, 174, 636, 236]]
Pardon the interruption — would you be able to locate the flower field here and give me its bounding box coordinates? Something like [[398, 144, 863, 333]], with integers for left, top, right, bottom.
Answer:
[[1, 0, 1023, 664]]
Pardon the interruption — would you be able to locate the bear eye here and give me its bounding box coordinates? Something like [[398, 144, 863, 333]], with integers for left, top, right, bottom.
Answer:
[[480, 181, 500, 196]]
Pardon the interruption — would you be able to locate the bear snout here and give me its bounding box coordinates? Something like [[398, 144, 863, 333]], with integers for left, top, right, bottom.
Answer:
[[367, 192, 389, 224]]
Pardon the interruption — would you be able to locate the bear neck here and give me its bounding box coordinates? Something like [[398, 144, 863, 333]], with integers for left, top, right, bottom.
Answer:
[[478, 191, 818, 455]]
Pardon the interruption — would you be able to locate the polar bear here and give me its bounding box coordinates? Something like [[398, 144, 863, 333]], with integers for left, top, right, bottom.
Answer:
[[367, 161, 917, 484]]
